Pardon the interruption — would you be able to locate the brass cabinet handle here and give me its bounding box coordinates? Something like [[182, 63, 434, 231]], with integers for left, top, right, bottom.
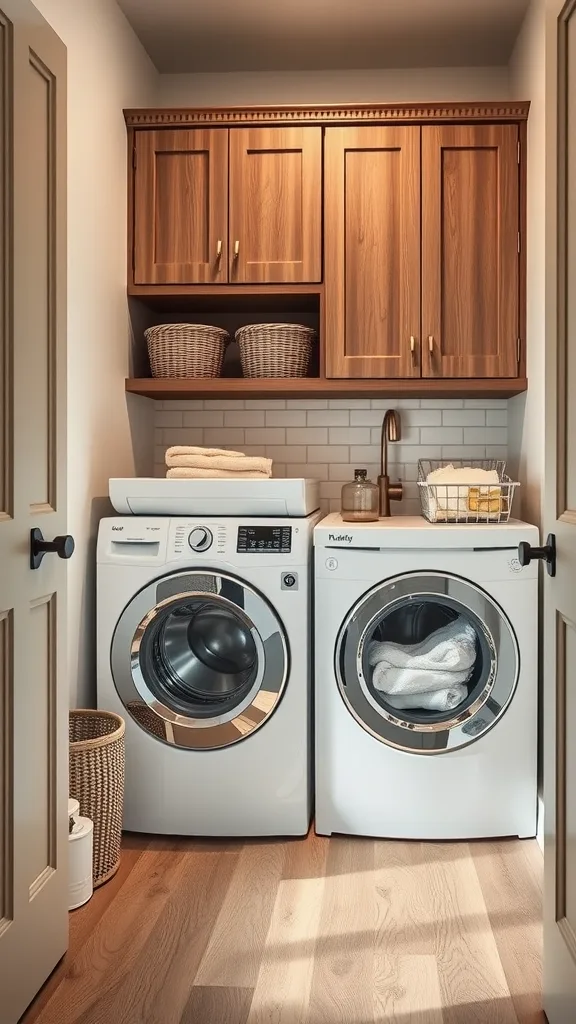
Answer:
[[410, 335, 416, 355], [233, 240, 240, 259], [428, 335, 434, 354], [216, 239, 222, 260]]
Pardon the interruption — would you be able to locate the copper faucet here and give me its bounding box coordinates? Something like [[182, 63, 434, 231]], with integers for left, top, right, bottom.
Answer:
[[378, 409, 403, 517]]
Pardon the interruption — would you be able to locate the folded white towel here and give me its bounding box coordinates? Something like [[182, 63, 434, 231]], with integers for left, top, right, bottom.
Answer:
[[368, 616, 477, 696], [166, 446, 246, 460], [385, 684, 468, 712], [165, 451, 272, 476], [166, 467, 271, 480], [425, 465, 500, 516]]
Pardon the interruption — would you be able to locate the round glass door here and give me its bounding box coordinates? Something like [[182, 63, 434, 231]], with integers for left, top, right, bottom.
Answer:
[[335, 572, 519, 754], [111, 571, 289, 749]]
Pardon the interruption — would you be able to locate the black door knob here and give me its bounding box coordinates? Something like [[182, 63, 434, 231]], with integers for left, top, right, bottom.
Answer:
[[30, 527, 75, 570], [518, 533, 556, 577]]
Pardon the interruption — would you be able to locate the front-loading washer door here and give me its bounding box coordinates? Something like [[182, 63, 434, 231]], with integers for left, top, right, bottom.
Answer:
[[111, 570, 289, 749], [335, 571, 519, 754]]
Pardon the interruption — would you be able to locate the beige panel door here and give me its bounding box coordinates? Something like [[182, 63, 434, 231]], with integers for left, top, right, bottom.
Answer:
[[544, 0, 576, 1019], [324, 126, 421, 379], [133, 128, 229, 285], [229, 127, 322, 283], [0, 2, 69, 1022], [421, 124, 520, 379]]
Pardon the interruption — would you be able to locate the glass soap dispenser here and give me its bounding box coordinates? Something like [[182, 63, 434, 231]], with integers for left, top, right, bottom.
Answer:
[[341, 469, 379, 523]]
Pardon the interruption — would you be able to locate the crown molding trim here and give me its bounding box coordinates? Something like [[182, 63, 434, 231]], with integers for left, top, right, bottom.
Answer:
[[124, 101, 530, 128]]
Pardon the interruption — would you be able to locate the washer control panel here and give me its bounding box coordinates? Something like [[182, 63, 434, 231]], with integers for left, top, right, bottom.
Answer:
[[188, 526, 213, 552], [237, 524, 292, 554]]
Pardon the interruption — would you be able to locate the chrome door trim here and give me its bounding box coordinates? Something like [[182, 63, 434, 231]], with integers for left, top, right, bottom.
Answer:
[[335, 571, 519, 754], [111, 569, 289, 750]]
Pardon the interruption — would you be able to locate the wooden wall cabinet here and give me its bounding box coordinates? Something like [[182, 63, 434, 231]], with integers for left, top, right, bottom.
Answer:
[[325, 126, 421, 379], [324, 121, 522, 381], [125, 102, 529, 400], [132, 126, 322, 286]]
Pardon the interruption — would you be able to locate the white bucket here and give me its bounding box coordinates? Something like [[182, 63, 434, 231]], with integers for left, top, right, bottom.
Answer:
[[68, 815, 93, 910]]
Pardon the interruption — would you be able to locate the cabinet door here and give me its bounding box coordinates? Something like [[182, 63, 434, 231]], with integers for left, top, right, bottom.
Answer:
[[324, 127, 421, 379], [229, 127, 321, 283], [133, 129, 228, 285], [422, 125, 519, 379]]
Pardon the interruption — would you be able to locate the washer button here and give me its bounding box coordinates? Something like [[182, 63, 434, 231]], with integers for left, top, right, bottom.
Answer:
[[281, 572, 298, 590], [326, 557, 338, 571]]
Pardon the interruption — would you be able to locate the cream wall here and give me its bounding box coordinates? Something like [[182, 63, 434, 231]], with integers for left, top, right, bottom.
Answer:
[[508, 0, 546, 528], [158, 65, 510, 106], [32, 0, 158, 707]]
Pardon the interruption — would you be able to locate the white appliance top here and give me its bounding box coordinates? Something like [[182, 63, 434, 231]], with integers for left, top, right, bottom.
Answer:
[[109, 477, 320, 517], [97, 514, 319, 568], [314, 513, 539, 550]]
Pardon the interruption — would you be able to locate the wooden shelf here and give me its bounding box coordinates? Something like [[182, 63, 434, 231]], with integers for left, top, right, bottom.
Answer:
[[126, 377, 528, 400]]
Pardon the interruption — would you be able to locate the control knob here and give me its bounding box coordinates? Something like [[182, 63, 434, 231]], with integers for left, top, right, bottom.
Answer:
[[188, 526, 213, 552]]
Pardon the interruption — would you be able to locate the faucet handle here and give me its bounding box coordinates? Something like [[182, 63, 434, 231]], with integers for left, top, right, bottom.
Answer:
[[388, 481, 403, 502]]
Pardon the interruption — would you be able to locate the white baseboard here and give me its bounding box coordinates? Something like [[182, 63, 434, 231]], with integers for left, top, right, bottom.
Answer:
[[536, 794, 544, 852]]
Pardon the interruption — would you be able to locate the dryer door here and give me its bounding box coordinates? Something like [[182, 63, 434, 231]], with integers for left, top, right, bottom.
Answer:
[[111, 570, 289, 749], [336, 571, 519, 753]]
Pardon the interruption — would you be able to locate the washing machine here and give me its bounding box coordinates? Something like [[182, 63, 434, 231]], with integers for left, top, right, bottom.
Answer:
[[314, 514, 539, 840], [97, 513, 319, 836]]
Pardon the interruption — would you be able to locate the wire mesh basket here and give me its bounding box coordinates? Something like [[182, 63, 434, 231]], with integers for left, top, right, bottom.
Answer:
[[417, 460, 519, 524]]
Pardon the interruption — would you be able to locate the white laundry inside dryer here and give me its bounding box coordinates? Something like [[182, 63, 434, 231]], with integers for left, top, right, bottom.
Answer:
[[366, 603, 480, 716]]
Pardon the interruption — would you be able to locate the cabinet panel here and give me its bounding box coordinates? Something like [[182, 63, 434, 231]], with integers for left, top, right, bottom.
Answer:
[[422, 125, 519, 379], [229, 128, 321, 284], [133, 129, 228, 285], [325, 127, 421, 379]]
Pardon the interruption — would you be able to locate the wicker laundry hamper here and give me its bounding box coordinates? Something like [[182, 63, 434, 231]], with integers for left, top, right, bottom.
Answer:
[[69, 709, 125, 887], [235, 323, 316, 378], [144, 324, 229, 378]]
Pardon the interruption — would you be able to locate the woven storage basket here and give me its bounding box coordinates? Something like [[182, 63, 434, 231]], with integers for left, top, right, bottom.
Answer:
[[144, 323, 229, 378], [235, 323, 316, 378], [69, 710, 125, 887]]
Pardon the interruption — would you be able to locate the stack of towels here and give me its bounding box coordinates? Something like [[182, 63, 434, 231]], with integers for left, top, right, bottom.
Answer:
[[425, 464, 502, 519], [368, 616, 477, 712], [165, 446, 272, 480]]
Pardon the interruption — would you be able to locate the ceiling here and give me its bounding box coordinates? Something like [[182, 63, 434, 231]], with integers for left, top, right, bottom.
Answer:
[[116, 0, 530, 75]]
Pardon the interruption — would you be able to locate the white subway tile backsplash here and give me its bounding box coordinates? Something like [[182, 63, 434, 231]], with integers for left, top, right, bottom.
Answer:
[[265, 410, 307, 426], [287, 463, 329, 480], [204, 400, 246, 410], [162, 428, 205, 446], [307, 445, 350, 462], [156, 410, 184, 428], [486, 409, 508, 426], [154, 397, 508, 507], [420, 427, 464, 445], [265, 445, 307, 462], [286, 427, 328, 445], [203, 429, 245, 446], [245, 427, 285, 445], [307, 409, 349, 427], [331, 427, 372, 445], [245, 399, 286, 409], [183, 411, 224, 427], [442, 409, 486, 427], [224, 411, 266, 427], [329, 399, 371, 409], [287, 399, 328, 409], [463, 427, 508, 445]]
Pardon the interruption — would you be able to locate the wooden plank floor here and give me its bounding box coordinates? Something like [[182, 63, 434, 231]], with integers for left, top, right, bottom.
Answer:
[[21, 831, 544, 1024]]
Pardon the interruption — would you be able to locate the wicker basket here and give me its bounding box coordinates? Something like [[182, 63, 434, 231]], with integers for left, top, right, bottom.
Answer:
[[144, 323, 229, 378], [69, 710, 125, 887], [235, 323, 316, 378]]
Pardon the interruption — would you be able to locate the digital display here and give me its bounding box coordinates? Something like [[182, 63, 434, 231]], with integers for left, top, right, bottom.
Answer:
[[237, 525, 292, 554]]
